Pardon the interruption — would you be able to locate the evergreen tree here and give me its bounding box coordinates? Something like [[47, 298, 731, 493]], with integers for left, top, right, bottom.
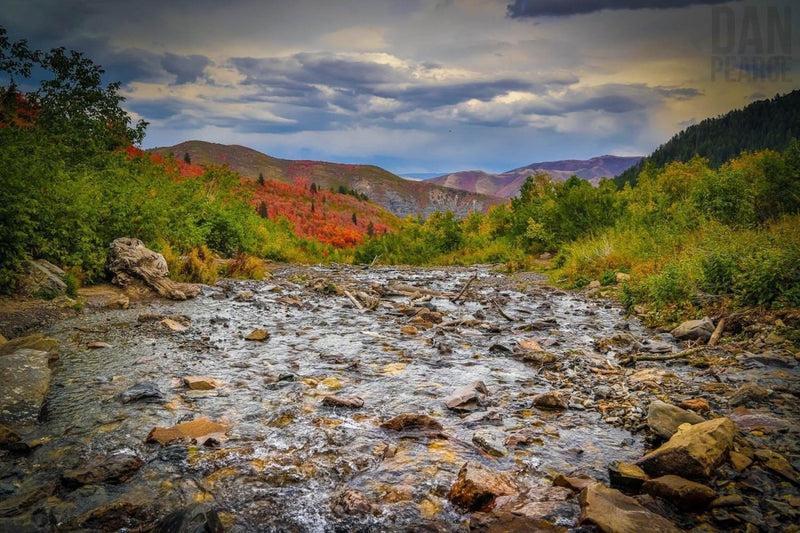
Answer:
[[183, 151, 191, 164], [257, 172, 265, 186]]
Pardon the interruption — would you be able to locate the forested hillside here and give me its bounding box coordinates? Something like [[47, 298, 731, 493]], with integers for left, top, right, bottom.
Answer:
[[616, 90, 800, 187]]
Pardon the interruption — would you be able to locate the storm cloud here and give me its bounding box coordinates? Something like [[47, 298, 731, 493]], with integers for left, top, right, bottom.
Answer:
[[507, 0, 733, 18]]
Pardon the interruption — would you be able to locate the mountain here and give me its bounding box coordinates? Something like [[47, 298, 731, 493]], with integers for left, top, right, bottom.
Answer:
[[428, 155, 642, 198], [148, 141, 504, 218], [616, 90, 800, 188]]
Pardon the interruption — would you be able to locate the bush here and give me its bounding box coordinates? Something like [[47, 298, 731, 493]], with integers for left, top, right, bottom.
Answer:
[[224, 253, 266, 280]]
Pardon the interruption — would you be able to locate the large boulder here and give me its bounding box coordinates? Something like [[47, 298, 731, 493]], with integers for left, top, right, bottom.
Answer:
[[636, 418, 735, 478], [579, 483, 681, 533], [448, 462, 517, 511], [647, 400, 704, 439], [17, 259, 67, 297], [106, 238, 199, 300], [671, 317, 715, 342]]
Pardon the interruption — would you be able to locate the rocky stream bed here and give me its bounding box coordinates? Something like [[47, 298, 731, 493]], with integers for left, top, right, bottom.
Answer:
[[1, 265, 799, 532]]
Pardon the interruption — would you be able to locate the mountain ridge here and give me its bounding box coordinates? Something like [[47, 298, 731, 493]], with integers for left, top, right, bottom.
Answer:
[[428, 155, 642, 197], [148, 141, 504, 218]]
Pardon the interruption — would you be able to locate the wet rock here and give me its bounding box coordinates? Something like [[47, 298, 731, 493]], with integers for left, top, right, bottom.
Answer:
[[0, 423, 24, 451], [553, 473, 595, 492], [641, 475, 717, 510], [472, 429, 508, 457], [244, 329, 269, 341], [0, 348, 52, 425], [532, 391, 568, 410], [62, 454, 144, 488], [671, 317, 715, 342], [380, 413, 443, 432], [0, 482, 56, 518], [728, 382, 771, 407], [579, 483, 681, 533], [448, 462, 517, 511], [183, 376, 219, 390], [636, 418, 735, 478], [146, 417, 232, 446], [18, 259, 67, 297], [120, 382, 164, 403], [322, 395, 364, 409], [729, 450, 753, 472], [678, 398, 710, 413], [0, 333, 58, 360], [519, 339, 543, 351], [444, 381, 489, 412], [608, 461, 649, 492], [107, 237, 199, 300], [711, 494, 745, 507], [754, 449, 799, 484], [646, 400, 704, 439], [333, 488, 373, 516], [160, 318, 188, 332], [153, 503, 224, 533], [469, 511, 567, 532]]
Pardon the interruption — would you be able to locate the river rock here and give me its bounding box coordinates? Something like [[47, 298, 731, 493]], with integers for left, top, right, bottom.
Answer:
[[533, 391, 568, 410], [444, 381, 489, 412], [120, 382, 165, 403], [671, 317, 715, 342], [106, 237, 199, 300], [522, 350, 557, 365], [579, 483, 681, 533], [153, 503, 224, 533], [322, 395, 364, 408], [0, 423, 23, 450], [754, 449, 799, 484], [245, 329, 269, 341], [469, 511, 567, 532], [0, 482, 57, 518], [333, 488, 372, 515], [728, 382, 771, 407], [608, 461, 649, 492], [636, 418, 735, 478], [380, 413, 443, 432], [728, 406, 790, 433], [0, 348, 52, 425], [183, 376, 219, 390], [553, 473, 595, 492], [18, 259, 67, 297], [679, 398, 710, 413], [146, 417, 232, 446], [646, 400, 704, 439], [0, 333, 59, 361], [641, 475, 717, 510], [62, 454, 144, 487], [729, 450, 753, 472], [472, 429, 508, 457], [448, 462, 517, 511]]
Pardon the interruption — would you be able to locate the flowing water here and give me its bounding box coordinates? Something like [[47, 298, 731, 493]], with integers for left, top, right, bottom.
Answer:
[[7, 265, 695, 531]]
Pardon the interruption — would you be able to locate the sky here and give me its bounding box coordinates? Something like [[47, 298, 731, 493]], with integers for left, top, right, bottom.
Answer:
[[1, 0, 798, 174]]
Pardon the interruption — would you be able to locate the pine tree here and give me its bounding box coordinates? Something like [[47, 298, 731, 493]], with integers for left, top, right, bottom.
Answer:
[[257, 172, 265, 186], [352, 213, 358, 225], [183, 152, 191, 164]]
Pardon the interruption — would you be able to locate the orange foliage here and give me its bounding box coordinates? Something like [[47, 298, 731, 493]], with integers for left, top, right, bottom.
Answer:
[[251, 179, 390, 248], [0, 91, 40, 128]]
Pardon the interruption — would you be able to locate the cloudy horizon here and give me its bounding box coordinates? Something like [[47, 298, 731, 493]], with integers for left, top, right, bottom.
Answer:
[[2, 0, 797, 174]]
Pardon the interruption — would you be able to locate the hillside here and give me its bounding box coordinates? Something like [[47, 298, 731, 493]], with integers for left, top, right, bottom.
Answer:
[[616, 90, 800, 187], [148, 141, 504, 218], [428, 155, 641, 197]]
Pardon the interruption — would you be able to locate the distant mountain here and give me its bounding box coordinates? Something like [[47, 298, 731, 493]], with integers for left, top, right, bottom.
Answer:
[[148, 141, 504, 218], [616, 90, 800, 188], [428, 155, 642, 198]]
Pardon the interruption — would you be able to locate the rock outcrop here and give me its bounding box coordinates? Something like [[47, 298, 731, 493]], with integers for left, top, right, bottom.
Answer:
[[106, 238, 199, 300]]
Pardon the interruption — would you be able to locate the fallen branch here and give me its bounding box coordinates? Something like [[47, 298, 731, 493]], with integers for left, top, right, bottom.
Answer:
[[368, 254, 381, 268], [618, 346, 706, 365], [492, 300, 515, 322], [708, 317, 726, 346], [343, 289, 363, 310], [451, 274, 477, 303]]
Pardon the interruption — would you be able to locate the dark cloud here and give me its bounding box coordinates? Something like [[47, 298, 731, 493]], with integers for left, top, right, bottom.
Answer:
[[507, 0, 731, 18], [160, 53, 212, 85]]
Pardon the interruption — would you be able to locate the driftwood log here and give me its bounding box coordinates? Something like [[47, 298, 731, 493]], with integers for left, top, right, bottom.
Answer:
[[106, 238, 200, 300]]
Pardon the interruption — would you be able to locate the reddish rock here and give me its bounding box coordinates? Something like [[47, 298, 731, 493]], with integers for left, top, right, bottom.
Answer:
[[183, 376, 219, 390], [642, 475, 717, 510], [679, 398, 710, 413], [554, 473, 595, 492], [445, 381, 489, 412], [380, 413, 443, 432], [322, 395, 365, 409], [579, 483, 681, 533], [469, 511, 567, 532], [729, 450, 753, 472], [532, 391, 568, 410], [146, 417, 232, 446], [448, 462, 517, 511]]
